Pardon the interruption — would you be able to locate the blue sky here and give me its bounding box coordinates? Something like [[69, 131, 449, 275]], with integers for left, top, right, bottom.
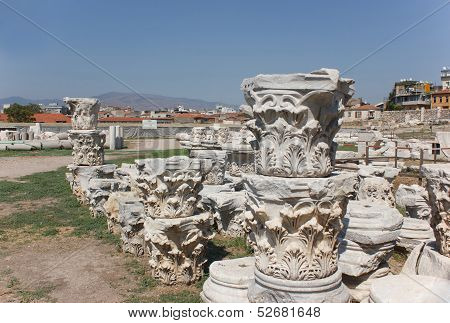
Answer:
[[0, 0, 449, 105]]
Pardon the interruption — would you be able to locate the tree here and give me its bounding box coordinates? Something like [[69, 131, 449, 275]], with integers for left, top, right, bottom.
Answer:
[[4, 103, 42, 123]]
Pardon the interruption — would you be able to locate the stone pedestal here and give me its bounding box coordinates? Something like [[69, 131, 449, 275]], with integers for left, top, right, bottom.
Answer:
[[243, 172, 357, 303], [201, 257, 254, 303], [136, 156, 214, 285], [421, 164, 450, 257], [69, 130, 105, 166], [338, 201, 403, 276]]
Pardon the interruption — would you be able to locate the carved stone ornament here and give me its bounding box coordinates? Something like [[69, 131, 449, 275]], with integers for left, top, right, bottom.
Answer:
[[69, 130, 105, 166], [421, 164, 450, 257], [241, 69, 354, 178], [144, 212, 214, 285], [135, 156, 212, 218], [243, 172, 358, 302], [64, 97, 100, 130]]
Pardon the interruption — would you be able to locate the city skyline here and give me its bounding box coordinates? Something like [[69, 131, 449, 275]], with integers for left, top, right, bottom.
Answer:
[[0, 0, 449, 105]]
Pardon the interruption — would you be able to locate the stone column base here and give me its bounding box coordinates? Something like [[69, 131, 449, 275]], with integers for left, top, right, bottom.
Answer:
[[201, 257, 254, 303], [247, 269, 350, 303]]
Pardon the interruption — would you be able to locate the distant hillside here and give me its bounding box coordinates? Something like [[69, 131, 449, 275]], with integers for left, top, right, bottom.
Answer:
[[0, 92, 235, 111], [0, 96, 59, 106], [94, 92, 234, 111]]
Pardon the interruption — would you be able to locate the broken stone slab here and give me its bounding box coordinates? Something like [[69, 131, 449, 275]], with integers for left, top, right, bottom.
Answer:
[[397, 217, 434, 252], [402, 241, 450, 280], [338, 201, 403, 276], [67, 164, 117, 204], [369, 274, 450, 303], [395, 184, 432, 221], [104, 192, 146, 256], [342, 262, 390, 303], [201, 257, 254, 303], [357, 165, 400, 183], [64, 97, 100, 130], [421, 163, 450, 257], [87, 178, 127, 217], [144, 212, 214, 285], [189, 150, 229, 185], [241, 69, 354, 178], [201, 190, 248, 237]]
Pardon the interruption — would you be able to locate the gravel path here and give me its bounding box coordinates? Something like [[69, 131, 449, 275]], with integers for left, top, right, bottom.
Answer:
[[0, 156, 74, 180]]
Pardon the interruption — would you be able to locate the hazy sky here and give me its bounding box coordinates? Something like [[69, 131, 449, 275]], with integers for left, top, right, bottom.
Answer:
[[0, 0, 449, 105]]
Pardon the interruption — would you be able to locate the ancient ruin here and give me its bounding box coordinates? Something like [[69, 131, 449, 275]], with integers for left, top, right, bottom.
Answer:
[[136, 156, 215, 285], [240, 69, 357, 302]]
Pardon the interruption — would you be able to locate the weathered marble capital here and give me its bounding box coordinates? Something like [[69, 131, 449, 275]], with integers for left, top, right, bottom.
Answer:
[[144, 213, 214, 285], [421, 164, 450, 257], [68, 130, 105, 166], [241, 68, 354, 178], [64, 97, 100, 130], [135, 156, 212, 218], [244, 172, 357, 280]]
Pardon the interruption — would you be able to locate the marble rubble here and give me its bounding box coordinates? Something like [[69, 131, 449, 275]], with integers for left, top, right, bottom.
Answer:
[[234, 68, 357, 303], [136, 156, 215, 285], [368, 163, 450, 303], [201, 257, 254, 303], [397, 217, 434, 252], [421, 164, 450, 257], [395, 184, 432, 221]]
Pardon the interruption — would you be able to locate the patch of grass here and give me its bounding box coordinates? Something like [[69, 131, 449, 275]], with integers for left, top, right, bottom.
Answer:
[[391, 250, 407, 263], [158, 290, 202, 303], [108, 148, 188, 166], [7, 276, 19, 288], [395, 204, 407, 217], [17, 284, 56, 302], [337, 144, 358, 152]]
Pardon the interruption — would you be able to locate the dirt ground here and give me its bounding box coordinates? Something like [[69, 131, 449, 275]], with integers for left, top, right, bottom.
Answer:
[[0, 236, 134, 302]]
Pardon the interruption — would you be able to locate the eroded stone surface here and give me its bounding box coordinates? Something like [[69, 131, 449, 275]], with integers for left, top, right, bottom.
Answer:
[[398, 217, 434, 252], [144, 213, 214, 285], [189, 150, 229, 185], [396, 184, 431, 221], [369, 274, 450, 303], [104, 192, 146, 256], [357, 177, 395, 207], [69, 130, 105, 166], [64, 97, 100, 130], [402, 242, 450, 280]]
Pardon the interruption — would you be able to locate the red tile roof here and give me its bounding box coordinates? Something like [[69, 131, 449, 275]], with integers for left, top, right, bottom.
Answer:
[[0, 113, 8, 122], [99, 117, 144, 122], [33, 113, 72, 123]]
